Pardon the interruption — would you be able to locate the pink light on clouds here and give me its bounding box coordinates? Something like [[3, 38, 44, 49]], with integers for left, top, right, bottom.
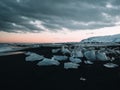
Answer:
[[0, 25, 120, 43]]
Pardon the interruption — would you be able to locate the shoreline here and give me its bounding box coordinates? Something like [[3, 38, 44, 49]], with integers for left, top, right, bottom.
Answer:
[[0, 47, 120, 90]]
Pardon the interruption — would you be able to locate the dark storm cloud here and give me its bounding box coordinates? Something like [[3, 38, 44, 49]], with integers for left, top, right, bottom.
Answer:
[[0, 0, 120, 32]]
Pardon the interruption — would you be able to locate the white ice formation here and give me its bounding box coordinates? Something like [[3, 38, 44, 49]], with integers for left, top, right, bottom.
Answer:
[[25, 52, 44, 61], [61, 46, 71, 54], [84, 60, 94, 64], [69, 57, 82, 63], [103, 63, 119, 68], [53, 55, 68, 61], [64, 62, 80, 69], [37, 58, 60, 66], [71, 50, 83, 58], [52, 49, 60, 53], [96, 52, 109, 61], [84, 50, 96, 61]]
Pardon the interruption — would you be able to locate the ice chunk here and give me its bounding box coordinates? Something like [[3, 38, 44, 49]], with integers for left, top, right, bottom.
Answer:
[[80, 77, 86, 81], [84, 50, 96, 61], [25, 52, 44, 61], [84, 60, 93, 64], [116, 50, 120, 54], [52, 49, 60, 53], [64, 62, 80, 69], [81, 48, 87, 53], [71, 50, 83, 58], [61, 46, 71, 54], [103, 63, 119, 68], [111, 57, 115, 61], [76, 51, 83, 58], [53, 55, 68, 61], [25, 52, 32, 55], [96, 52, 109, 61], [37, 58, 60, 66], [69, 57, 82, 63]]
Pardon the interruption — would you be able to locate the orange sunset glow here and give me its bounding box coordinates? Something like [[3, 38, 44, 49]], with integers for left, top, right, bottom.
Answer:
[[0, 25, 120, 43]]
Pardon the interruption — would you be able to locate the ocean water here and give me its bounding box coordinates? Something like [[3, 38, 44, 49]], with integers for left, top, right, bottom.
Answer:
[[0, 44, 26, 56], [0, 44, 13, 52], [0, 44, 23, 53]]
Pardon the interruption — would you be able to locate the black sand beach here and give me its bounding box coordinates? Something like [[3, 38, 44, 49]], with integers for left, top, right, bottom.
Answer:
[[0, 47, 120, 90]]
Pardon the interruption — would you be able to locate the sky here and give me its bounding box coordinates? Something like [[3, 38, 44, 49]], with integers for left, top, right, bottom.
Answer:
[[0, 0, 120, 43]]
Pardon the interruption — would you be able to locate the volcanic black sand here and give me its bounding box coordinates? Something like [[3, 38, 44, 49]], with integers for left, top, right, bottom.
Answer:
[[0, 47, 120, 90]]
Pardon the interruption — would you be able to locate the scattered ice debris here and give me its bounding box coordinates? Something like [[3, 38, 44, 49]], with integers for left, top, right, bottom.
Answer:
[[80, 77, 86, 81], [64, 62, 80, 69], [37, 58, 60, 66], [69, 57, 82, 63], [84, 60, 93, 64], [53, 55, 68, 61], [24, 44, 120, 70], [71, 50, 83, 58], [52, 49, 60, 53], [96, 52, 109, 61], [25, 52, 44, 61], [103, 63, 119, 68], [84, 50, 96, 61]]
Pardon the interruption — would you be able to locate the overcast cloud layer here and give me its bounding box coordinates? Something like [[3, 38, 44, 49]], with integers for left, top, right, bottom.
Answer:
[[0, 0, 120, 32]]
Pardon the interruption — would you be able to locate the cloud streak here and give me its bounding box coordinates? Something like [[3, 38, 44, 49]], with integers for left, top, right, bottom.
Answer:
[[0, 0, 120, 32]]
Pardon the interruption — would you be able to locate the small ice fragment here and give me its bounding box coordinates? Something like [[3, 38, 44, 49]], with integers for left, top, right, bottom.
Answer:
[[64, 62, 80, 69], [69, 57, 82, 63], [37, 58, 60, 66], [111, 57, 115, 61], [103, 63, 119, 68], [84, 60, 93, 64], [53, 55, 68, 61], [25, 52, 44, 61], [80, 77, 86, 81]]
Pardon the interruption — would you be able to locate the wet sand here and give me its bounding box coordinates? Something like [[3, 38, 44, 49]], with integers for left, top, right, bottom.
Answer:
[[0, 47, 120, 90]]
